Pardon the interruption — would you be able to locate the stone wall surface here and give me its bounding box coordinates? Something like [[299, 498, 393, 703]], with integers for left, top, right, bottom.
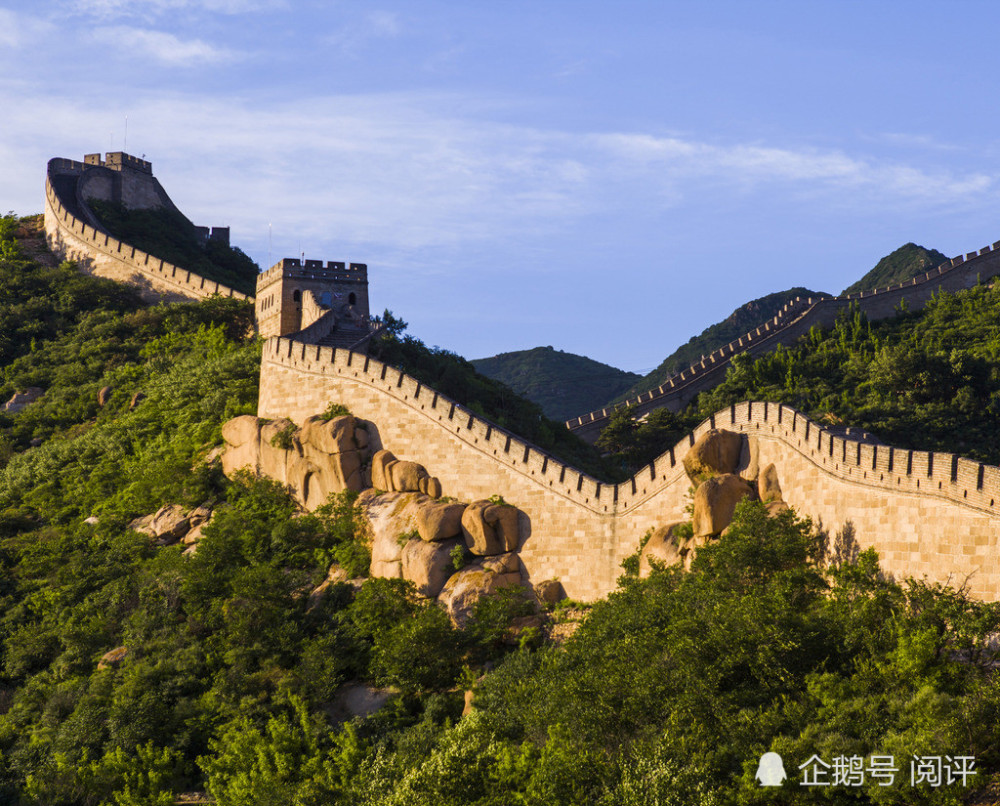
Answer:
[[44, 157, 250, 304], [568, 243, 1000, 442], [259, 340, 1000, 603]]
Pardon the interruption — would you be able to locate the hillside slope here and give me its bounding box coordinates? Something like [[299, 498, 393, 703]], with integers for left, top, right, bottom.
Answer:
[[842, 242, 948, 295], [1, 214, 998, 805], [471, 346, 640, 422]]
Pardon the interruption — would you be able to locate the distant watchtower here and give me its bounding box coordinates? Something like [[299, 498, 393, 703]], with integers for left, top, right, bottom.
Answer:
[[255, 258, 370, 339]]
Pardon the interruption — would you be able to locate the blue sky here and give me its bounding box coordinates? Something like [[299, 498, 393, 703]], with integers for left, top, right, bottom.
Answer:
[[3, 1, 1000, 372]]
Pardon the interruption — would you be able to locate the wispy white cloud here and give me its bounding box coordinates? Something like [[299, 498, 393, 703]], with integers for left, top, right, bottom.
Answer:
[[595, 133, 992, 200], [65, 0, 282, 18], [89, 26, 239, 65], [2, 87, 994, 263]]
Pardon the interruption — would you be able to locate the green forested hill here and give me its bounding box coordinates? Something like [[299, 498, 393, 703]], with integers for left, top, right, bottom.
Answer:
[[841, 242, 949, 295], [471, 346, 640, 422], [1, 214, 998, 805], [614, 286, 825, 403]]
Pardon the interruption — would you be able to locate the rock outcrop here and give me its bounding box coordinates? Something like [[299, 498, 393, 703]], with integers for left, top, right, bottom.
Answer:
[[221, 413, 371, 509], [3, 387, 43, 413]]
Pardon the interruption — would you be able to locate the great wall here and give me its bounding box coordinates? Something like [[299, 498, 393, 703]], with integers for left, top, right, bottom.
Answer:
[[566, 242, 1000, 442], [39, 152, 1000, 603]]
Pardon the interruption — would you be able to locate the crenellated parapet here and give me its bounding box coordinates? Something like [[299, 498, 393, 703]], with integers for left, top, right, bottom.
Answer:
[[568, 241, 1000, 442], [43, 155, 249, 303], [259, 337, 1000, 602]]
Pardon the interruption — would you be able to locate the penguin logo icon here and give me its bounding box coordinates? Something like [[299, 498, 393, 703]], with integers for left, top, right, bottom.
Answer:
[[756, 752, 787, 786]]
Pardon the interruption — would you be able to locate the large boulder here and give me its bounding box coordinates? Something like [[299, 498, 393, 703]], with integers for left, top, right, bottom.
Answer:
[[461, 501, 521, 556], [692, 474, 754, 537], [534, 579, 565, 606], [149, 504, 191, 545], [97, 385, 113, 407], [438, 557, 522, 627], [639, 522, 687, 577], [401, 537, 462, 597], [683, 429, 744, 485], [758, 463, 783, 503], [416, 502, 467, 542]]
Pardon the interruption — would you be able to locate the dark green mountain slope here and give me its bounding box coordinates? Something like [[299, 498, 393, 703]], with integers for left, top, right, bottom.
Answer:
[[842, 242, 948, 295], [614, 287, 825, 403], [87, 199, 260, 296], [471, 346, 640, 422]]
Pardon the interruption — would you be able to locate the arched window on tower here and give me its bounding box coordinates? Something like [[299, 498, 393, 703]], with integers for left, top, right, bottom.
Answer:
[[349, 292, 357, 305], [293, 290, 301, 303]]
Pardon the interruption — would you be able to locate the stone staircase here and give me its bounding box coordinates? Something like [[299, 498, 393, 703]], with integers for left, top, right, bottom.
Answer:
[[316, 323, 373, 351]]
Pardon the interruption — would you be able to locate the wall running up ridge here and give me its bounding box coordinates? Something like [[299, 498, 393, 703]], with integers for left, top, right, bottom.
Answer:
[[567, 242, 1000, 443], [44, 157, 251, 304], [259, 338, 1000, 603]]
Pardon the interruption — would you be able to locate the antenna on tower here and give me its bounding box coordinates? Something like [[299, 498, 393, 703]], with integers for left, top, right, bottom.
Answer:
[[268, 222, 272, 269], [124, 115, 128, 152]]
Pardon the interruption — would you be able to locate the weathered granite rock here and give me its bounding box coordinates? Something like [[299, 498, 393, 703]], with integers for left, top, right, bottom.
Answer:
[[438, 561, 523, 627], [416, 502, 467, 542], [129, 392, 146, 410], [461, 501, 521, 556], [97, 385, 112, 407], [150, 504, 191, 545], [758, 463, 783, 503], [402, 537, 462, 597], [3, 387, 43, 413], [127, 513, 156, 537], [98, 646, 128, 670], [221, 414, 370, 509], [765, 500, 791, 517], [535, 578, 565, 605], [683, 428, 744, 485], [370, 449, 396, 491], [693, 474, 754, 537], [363, 492, 428, 579], [639, 522, 687, 577]]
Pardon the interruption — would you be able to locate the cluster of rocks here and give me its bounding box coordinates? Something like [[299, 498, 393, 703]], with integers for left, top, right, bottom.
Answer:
[[128, 503, 213, 554], [221, 414, 371, 509], [219, 415, 564, 628], [639, 428, 789, 576], [361, 482, 532, 626]]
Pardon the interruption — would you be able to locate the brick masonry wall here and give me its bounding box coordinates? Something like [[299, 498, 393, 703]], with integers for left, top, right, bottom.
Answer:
[[44, 158, 250, 304], [259, 340, 1000, 603]]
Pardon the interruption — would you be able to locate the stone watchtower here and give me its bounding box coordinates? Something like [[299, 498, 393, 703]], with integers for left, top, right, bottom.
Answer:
[[255, 258, 370, 339]]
